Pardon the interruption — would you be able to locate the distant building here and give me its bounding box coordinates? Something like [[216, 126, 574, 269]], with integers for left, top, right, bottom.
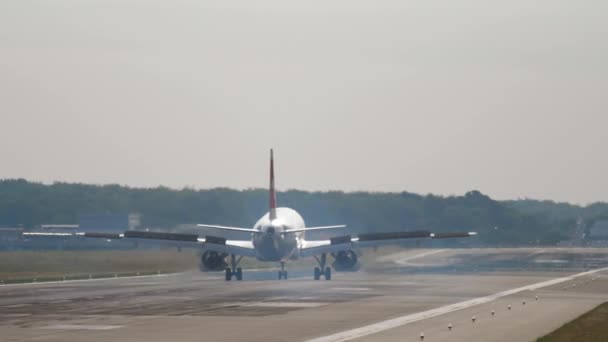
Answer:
[[0, 227, 25, 250], [79, 213, 141, 232], [589, 220, 608, 239], [0, 227, 24, 239], [41, 224, 79, 230]]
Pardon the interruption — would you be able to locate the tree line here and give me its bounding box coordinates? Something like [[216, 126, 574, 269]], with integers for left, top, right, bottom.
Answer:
[[1, 179, 607, 246]]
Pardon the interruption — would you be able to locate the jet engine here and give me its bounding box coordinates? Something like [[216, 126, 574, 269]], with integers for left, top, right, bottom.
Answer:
[[331, 250, 360, 271], [199, 251, 228, 271]]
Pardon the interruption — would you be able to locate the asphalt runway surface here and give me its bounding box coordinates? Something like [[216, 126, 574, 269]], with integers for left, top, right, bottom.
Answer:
[[1, 248, 608, 342]]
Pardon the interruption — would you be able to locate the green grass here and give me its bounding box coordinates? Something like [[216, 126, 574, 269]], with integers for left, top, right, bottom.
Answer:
[[0, 250, 199, 283], [537, 302, 608, 342]]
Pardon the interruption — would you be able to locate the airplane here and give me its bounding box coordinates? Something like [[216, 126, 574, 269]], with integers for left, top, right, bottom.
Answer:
[[23, 149, 476, 281]]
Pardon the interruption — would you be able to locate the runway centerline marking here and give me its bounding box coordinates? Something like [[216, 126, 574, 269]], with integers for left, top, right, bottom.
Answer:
[[42, 324, 124, 330], [331, 287, 371, 291], [4, 303, 32, 308], [223, 302, 327, 308], [306, 267, 608, 342]]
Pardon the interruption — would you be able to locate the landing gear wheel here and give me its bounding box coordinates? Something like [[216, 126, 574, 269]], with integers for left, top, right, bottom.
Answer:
[[313, 253, 333, 280], [225, 254, 244, 282], [277, 261, 288, 280]]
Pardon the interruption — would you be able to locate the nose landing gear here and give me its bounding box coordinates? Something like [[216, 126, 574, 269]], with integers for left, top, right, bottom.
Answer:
[[313, 253, 332, 280], [224, 254, 243, 281], [278, 261, 288, 280]]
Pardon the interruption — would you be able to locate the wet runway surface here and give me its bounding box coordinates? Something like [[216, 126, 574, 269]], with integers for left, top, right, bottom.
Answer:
[[1, 248, 608, 341]]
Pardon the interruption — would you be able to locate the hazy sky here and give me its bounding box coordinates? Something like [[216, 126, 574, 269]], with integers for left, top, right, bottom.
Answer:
[[1, 0, 607, 204]]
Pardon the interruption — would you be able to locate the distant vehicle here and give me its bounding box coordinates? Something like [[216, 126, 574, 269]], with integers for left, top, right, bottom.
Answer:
[[25, 150, 475, 281]]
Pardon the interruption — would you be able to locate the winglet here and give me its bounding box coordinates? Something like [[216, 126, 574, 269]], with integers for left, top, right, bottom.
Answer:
[[269, 149, 277, 220]]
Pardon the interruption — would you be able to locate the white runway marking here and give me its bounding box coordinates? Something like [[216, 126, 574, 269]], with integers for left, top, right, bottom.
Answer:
[[0, 273, 178, 287], [2, 313, 32, 317], [533, 260, 568, 264], [224, 302, 327, 308], [42, 324, 124, 330], [121, 282, 161, 286], [3, 304, 32, 308], [331, 287, 371, 291], [395, 249, 447, 265], [306, 267, 608, 342]]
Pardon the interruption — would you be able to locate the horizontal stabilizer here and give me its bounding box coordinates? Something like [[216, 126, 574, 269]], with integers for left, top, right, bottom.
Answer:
[[284, 225, 347, 234], [196, 224, 257, 233]]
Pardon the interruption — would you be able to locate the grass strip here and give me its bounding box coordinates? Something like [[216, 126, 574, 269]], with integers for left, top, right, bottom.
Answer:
[[537, 302, 608, 342]]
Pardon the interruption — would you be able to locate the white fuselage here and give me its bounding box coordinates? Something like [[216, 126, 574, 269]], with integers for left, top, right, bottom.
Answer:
[[251, 207, 305, 261]]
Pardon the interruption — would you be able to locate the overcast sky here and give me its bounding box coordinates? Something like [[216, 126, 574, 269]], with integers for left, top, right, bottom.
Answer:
[[1, 0, 607, 204]]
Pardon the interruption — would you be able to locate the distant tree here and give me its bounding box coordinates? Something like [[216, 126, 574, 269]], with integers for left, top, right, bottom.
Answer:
[[0, 179, 596, 246]]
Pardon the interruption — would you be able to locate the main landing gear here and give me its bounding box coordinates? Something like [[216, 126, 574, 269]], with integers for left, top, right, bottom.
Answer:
[[278, 262, 288, 280], [225, 254, 243, 281], [313, 253, 332, 280]]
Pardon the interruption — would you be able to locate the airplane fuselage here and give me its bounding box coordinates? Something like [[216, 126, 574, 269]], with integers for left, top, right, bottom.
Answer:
[[251, 207, 304, 262]]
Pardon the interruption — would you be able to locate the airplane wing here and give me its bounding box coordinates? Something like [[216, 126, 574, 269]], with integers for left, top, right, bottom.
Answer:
[[299, 230, 476, 257], [22, 230, 257, 257]]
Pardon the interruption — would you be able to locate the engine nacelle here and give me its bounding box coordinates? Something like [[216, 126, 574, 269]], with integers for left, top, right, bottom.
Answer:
[[199, 251, 228, 271], [331, 250, 360, 272]]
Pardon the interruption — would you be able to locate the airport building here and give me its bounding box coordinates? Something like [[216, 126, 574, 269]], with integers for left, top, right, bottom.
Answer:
[[0, 227, 25, 250], [589, 219, 608, 239], [39, 224, 80, 233], [79, 213, 141, 232], [32, 214, 141, 233], [0, 227, 24, 241], [586, 219, 608, 247]]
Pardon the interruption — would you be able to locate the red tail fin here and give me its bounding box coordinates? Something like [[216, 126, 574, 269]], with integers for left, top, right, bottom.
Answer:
[[269, 149, 277, 220]]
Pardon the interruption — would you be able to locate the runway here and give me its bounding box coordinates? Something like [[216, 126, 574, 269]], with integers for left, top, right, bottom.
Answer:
[[1, 248, 608, 342]]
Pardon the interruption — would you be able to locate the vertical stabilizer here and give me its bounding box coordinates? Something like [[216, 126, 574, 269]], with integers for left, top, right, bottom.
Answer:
[[269, 149, 277, 220]]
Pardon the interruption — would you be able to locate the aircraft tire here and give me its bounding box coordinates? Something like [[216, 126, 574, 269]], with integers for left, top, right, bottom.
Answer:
[[236, 268, 243, 281], [324, 267, 332, 280], [225, 268, 232, 281], [314, 267, 321, 280]]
